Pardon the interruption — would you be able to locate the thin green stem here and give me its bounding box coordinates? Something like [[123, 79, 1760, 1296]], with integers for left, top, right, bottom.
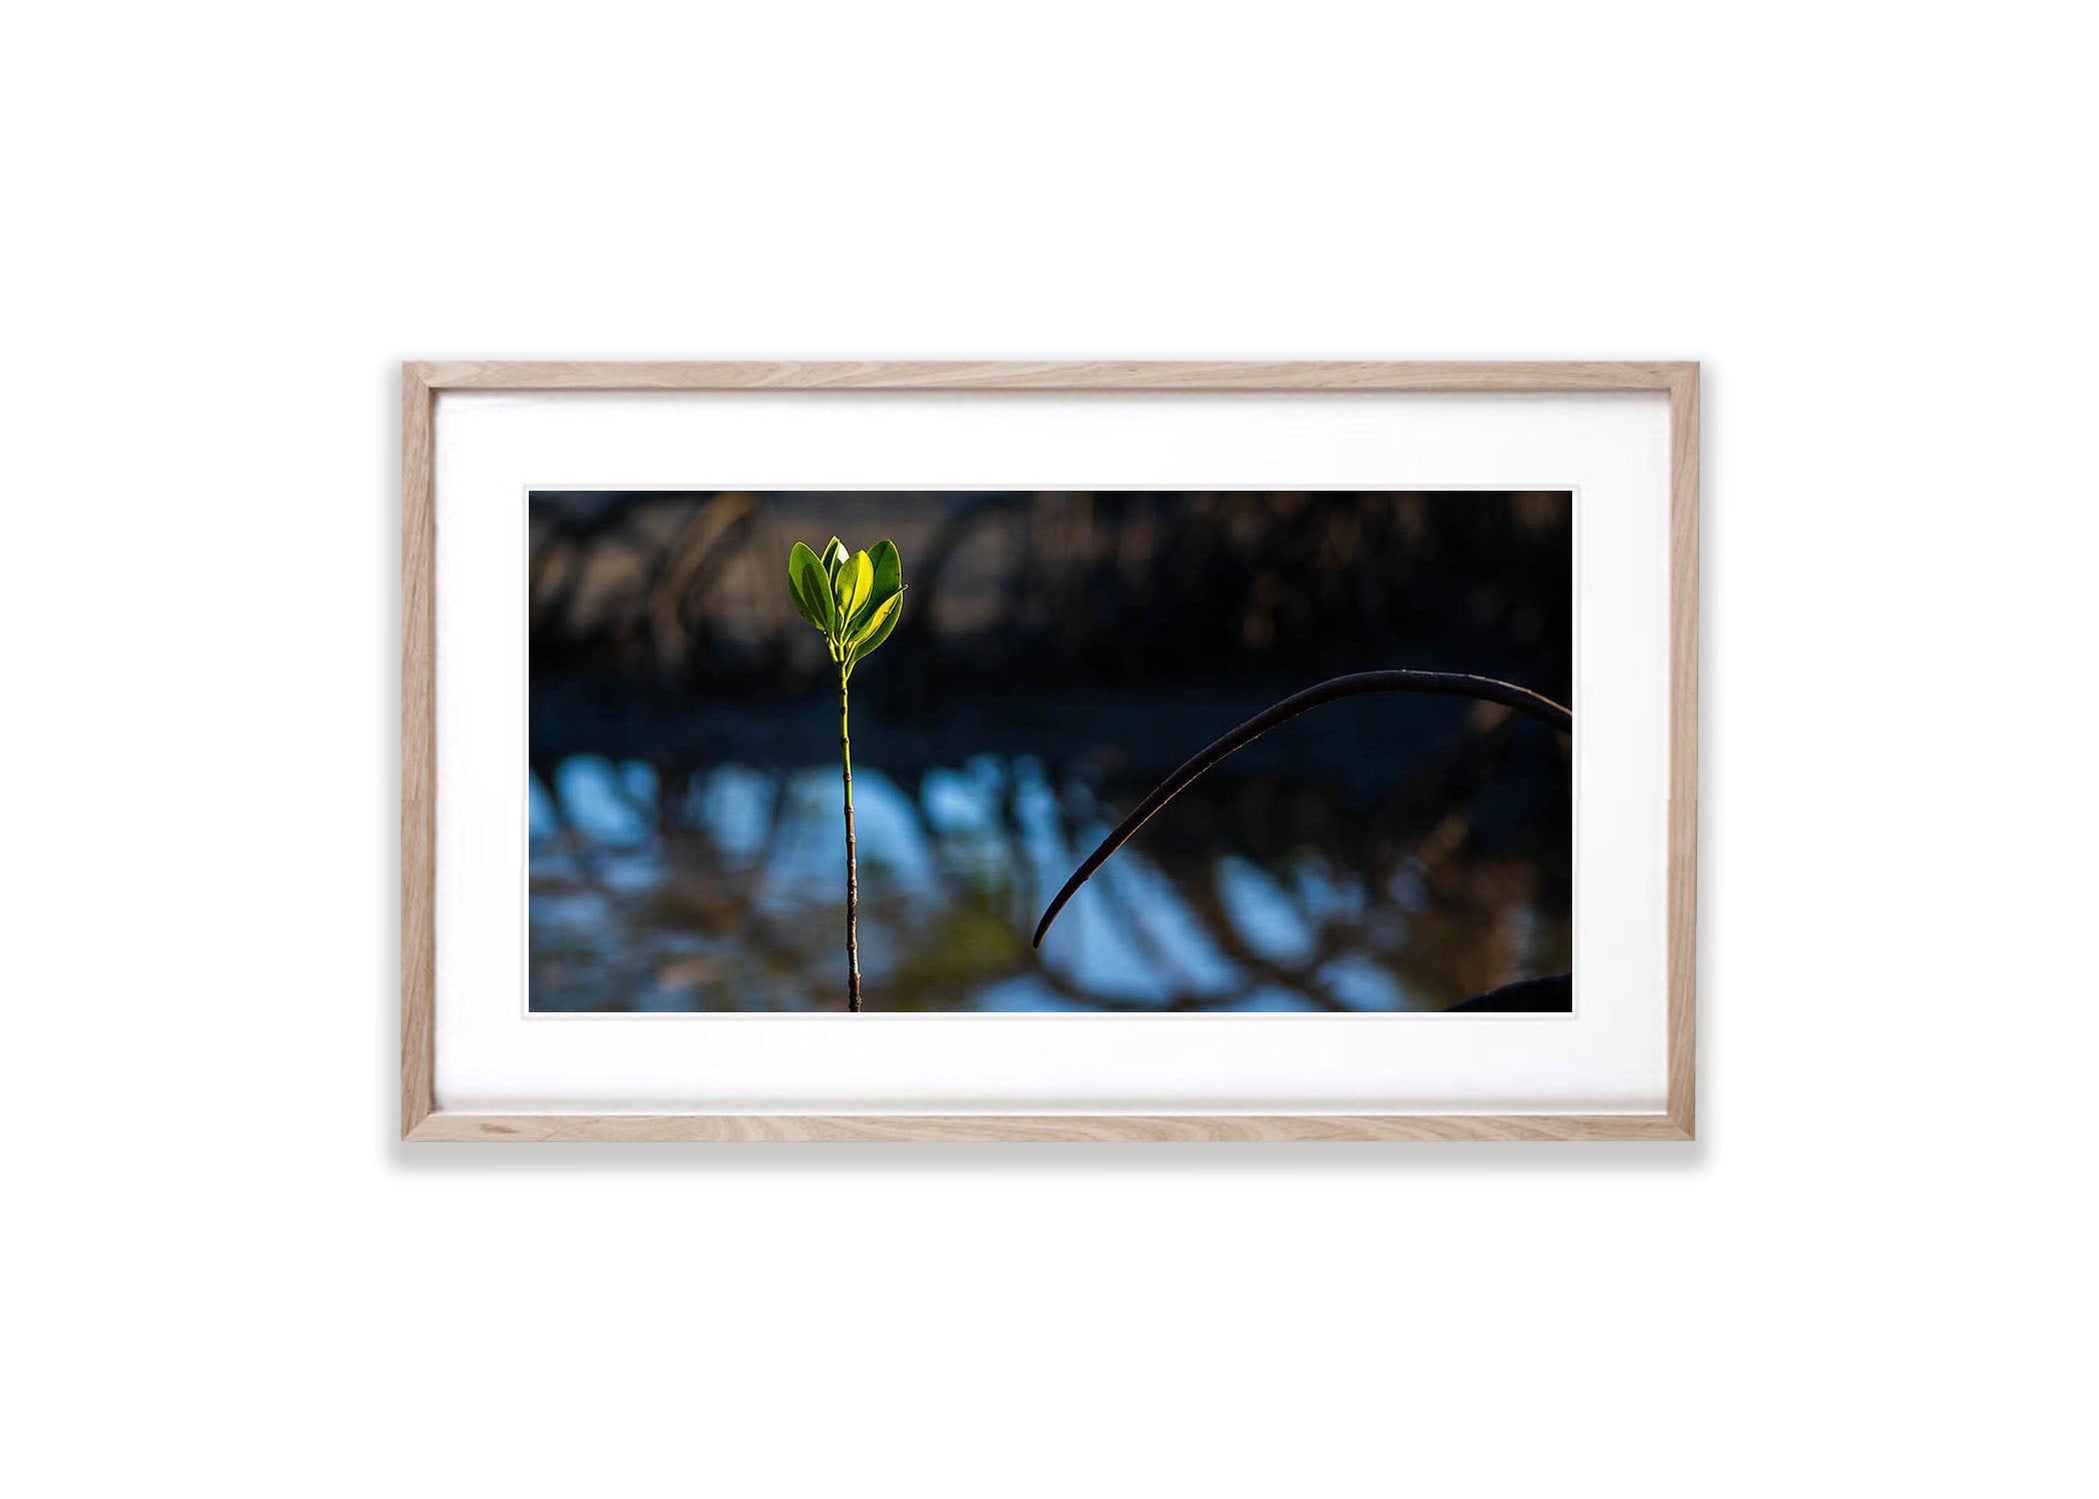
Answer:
[[840, 667, 861, 1012]]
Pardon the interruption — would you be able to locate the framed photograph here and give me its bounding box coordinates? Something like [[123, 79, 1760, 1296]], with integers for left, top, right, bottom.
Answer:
[[403, 361, 1697, 1140]]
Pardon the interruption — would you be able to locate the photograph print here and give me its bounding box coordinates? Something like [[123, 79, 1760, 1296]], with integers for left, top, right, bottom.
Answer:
[[529, 489, 1572, 1014]]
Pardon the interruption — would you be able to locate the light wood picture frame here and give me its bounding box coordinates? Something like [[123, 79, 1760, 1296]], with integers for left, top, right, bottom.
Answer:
[[402, 361, 1698, 1141]]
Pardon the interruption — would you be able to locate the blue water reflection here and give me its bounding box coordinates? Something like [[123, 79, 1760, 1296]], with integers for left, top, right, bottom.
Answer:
[[528, 751, 1566, 1014]]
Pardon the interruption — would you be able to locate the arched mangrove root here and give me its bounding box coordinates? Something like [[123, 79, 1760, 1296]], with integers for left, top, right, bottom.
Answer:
[[1032, 669, 1573, 949]]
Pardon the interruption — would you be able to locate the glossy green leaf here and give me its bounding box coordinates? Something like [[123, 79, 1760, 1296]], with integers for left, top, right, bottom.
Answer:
[[847, 588, 904, 669], [820, 536, 849, 584], [834, 548, 873, 627], [788, 541, 835, 635], [864, 539, 903, 612], [842, 542, 898, 636]]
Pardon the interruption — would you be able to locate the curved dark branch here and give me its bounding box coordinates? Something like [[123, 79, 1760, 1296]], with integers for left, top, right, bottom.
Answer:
[[1032, 670, 1572, 949]]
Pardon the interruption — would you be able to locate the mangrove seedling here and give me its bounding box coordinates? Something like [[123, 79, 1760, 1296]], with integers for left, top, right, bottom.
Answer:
[[788, 536, 906, 1012]]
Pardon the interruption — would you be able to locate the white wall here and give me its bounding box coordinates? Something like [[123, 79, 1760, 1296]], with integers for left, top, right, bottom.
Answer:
[[9, 4, 2092, 1496]]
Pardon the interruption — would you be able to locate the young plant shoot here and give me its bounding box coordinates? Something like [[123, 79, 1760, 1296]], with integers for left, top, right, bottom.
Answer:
[[787, 537, 905, 1011]]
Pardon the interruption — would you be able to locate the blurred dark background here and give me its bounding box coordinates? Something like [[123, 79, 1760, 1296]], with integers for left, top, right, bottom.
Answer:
[[529, 490, 1571, 1012]]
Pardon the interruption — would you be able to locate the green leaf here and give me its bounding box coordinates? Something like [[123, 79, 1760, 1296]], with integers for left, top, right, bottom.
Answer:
[[847, 588, 904, 669], [820, 536, 849, 584], [865, 539, 903, 612], [786, 542, 818, 625], [788, 541, 835, 635], [840, 540, 900, 638], [834, 548, 873, 629]]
